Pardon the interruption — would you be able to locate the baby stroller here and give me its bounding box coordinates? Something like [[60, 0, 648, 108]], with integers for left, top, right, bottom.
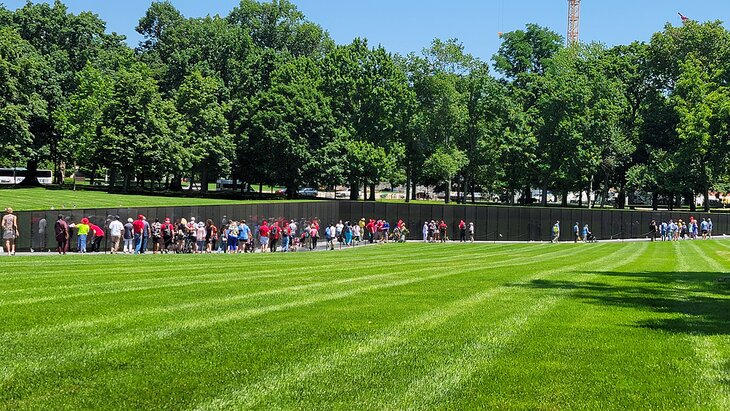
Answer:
[[585, 231, 597, 243]]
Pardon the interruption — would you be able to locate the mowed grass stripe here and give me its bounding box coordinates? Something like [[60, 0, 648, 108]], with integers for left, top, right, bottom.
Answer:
[[674, 242, 730, 409], [0, 244, 525, 303], [387, 243, 648, 410], [1, 244, 592, 391], [193, 243, 628, 410], [0, 243, 481, 283]]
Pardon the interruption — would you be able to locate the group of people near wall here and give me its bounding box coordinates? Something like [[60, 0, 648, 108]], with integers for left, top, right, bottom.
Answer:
[[47, 214, 414, 255], [649, 217, 714, 241]]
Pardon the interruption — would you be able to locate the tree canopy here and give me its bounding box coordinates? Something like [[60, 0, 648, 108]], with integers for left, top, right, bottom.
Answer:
[[2, 1, 730, 210]]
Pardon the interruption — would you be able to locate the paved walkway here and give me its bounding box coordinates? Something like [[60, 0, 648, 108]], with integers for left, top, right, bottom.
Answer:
[[5, 235, 729, 257]]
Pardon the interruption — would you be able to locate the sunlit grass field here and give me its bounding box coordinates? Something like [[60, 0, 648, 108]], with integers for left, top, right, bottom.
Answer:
[[0, 188, 317, 211], [1, 242, 729, 410]]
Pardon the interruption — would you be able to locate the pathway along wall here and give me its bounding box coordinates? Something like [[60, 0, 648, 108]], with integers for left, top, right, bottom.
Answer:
[[13, 201, 729, 252]]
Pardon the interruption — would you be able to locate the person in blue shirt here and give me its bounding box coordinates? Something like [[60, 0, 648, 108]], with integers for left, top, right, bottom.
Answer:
[[573, 222, 580, 243], [708, 218, 713, 239], [660, 221, 668, 241], [239, 220, 251, 253], [582, 224, 589, 242], [701, 219, 709, 239]]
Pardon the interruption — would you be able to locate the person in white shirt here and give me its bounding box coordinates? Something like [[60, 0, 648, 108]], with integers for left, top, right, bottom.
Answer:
[[108, 216, 124, 254]]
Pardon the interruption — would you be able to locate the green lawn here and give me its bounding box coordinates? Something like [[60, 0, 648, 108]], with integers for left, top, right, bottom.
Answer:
[[0, 188, 316, 211], [1, 242, 729, 410]]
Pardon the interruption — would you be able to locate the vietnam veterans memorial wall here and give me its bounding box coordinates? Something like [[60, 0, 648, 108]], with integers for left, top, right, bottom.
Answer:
[[12, 201, 730, 252]]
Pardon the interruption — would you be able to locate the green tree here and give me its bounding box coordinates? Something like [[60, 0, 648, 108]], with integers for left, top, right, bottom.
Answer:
[[0, 27, 48, 170], [322, 38, 411, 200], [176, 71, 232, 193]]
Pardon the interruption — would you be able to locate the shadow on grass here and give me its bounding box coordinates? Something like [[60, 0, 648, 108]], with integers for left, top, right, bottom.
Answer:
[[512, 272, 730, 336]]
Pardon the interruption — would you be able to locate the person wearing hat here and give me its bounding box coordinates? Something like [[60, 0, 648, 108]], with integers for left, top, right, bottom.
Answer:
[[124, 218, 134, 253], [55, 215, 69, 255], [161, 218, 174, 253], [2, 207, 19, 256], [77, 217, 91, 253], [108, 216, 124, 254], [132, 214, 145, 254]]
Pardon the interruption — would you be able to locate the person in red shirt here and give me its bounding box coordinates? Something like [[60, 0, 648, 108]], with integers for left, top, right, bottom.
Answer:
[[132, 215, 145, 254], [365, 219, 376, 244], [258, 220, 270, 253], [459, 220, 466, 242], [439, 220, 448, 242], [88, 223, 105, 252]]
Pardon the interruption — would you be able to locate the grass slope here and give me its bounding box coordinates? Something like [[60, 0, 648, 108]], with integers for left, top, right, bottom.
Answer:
[[0, 188, 317, 211], [1, 242, 729, 410]]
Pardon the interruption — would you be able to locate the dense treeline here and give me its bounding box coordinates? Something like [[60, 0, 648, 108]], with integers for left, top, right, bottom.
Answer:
[[1, 1, 729, 210]]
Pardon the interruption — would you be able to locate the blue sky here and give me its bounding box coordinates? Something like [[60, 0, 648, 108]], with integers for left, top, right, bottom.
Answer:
[[3, 1, 729, 60]]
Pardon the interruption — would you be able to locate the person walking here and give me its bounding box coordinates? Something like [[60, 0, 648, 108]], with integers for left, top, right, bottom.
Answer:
[[551, 220, 560, 243], [55, 215, 69, 255], [573, 222, 580, 243], [469, 222, 475, 242], [649, 220, 657, 242], [705, 218, 712, 239], [108, 216, 124, 253], [2, 208, 19, 256], [459, 220, 466, 242]]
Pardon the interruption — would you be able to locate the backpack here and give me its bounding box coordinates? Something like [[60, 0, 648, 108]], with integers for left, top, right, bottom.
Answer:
[[163, 224, 172, 237]]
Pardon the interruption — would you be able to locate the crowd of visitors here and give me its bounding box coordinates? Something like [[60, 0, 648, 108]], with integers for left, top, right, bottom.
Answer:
[[41, 214, 420, 255], [0, 206, 723, 256], [648, 217, 714, 241]]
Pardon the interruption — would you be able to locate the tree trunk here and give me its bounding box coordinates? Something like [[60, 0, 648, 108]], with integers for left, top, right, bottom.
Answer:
[[16, 159, 42, 187], [704, 186, 711, 212], [258, 183, 263, 193], [363, 182, 367, 201], [652, 192, 659, 211], [617, 188, 626, 210], [411, 179, 417, 201], [405, 171, 411, 203], [668, 193, 674, 211], [541, 180, 548, 207], [123, 171, 130, 193], [349, 180, 359, 201], [369, 183, 376, 201], [170, 173, 182, 191], [561, 189, 568, 207], [201, 167, 209, 194], [445, 179, 451, 204], [688, 192, 696, 212], [108, 169, 117, 193], [588, 175, 594, 209]]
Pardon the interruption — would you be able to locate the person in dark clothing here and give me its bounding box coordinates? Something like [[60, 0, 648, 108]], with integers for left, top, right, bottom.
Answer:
[[55, 215, 69, 255]]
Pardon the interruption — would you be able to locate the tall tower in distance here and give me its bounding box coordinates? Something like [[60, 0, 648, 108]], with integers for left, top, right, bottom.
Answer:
[[567, 0, 581, 45]]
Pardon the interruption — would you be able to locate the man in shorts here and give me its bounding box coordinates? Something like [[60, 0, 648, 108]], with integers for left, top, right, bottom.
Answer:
[[258, 220, 270, 253]]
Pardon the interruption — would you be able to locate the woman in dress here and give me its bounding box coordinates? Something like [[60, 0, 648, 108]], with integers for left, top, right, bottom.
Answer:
[[2, 207, 19, 256]]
